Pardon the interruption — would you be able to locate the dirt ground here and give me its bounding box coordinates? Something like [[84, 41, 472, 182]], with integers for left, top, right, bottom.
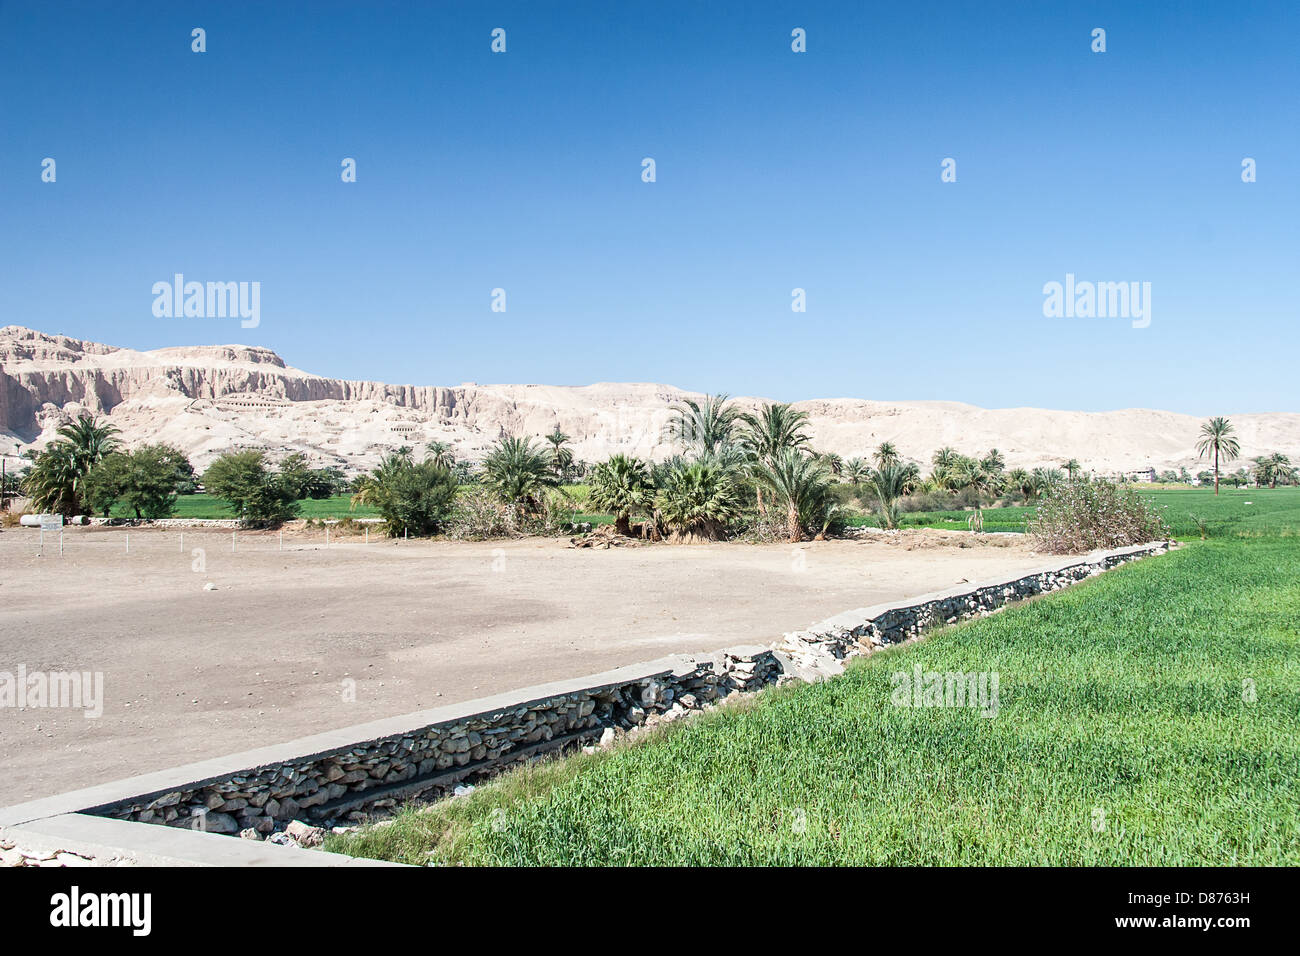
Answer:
[[0, 525, 1049, 804]]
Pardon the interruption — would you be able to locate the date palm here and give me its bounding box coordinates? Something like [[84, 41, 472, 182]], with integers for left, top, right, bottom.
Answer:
[[480, 435, 557, 518], [1195, 417, 1240, 495], [1030, 467, 1064, 499], [1061, 458, 1081, 482], [59, 413, 120, 509], [424, 440, 456, 470], [843, 457, 869, 487], [664, 394, 740, 458], [981, 448, 1005, 473], [738, 403, 811, 461], [22, 443, 82, 514], [24, 414, 120, 514], [868, 462, 920, 530], [1006, 468, 1033, 500], [873, 442, 899, 469], [544, 428, 573, 482], [739, 403, 811, 514], [932, 446, 959, 470], [754, 448, 833, 542]]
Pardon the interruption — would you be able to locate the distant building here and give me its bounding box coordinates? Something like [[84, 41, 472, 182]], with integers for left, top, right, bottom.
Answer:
[[1123, 467, 1156, 483]]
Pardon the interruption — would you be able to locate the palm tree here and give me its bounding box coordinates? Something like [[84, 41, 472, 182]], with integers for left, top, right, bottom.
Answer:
[[587, 455, 655, 536], [1061, 458, 1081, 482], [738, 403, 811, 461], [1195, 417, 1241, 495], [58, 413, 120, 510], [873, 442, 900, 470], [664, 394, 740, 457], [655, 458, 744, 542], [738, 403, 811, 514], [424, 440, 456, 470], [868, 462, 920, 530], [932, 447, 959, 470], [754, 449, 833, 542], [963, 461, 1003, 522], [1269, 453, 1295, 487], [479, 435, 557, 518], [843, 457, 869, 486], [22, 443, 82, 514], [1029, 467, 1064, 500], [1006, 468, 1033, 500], [813, 451, 843, 478], [981, 448, 1005, 473], [1255, 452, 1294, 489], [544, 428, 573, 482], [929, 447, 960, 492]]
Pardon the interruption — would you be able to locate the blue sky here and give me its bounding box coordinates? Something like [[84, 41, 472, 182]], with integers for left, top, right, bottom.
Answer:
[[2, 0, 1296, 414]]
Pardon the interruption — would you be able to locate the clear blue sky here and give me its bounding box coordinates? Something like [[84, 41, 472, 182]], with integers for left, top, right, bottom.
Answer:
[[2, 1, 1295, 414]]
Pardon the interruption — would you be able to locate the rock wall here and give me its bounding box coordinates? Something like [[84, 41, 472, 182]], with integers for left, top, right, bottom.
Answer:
[[87, 543, 1168, 839]]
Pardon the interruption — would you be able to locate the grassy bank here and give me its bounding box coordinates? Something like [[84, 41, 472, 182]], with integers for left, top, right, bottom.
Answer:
[[328, 535, 1300, 865]]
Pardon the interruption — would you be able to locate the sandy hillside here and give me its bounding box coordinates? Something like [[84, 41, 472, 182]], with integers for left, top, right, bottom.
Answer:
[[1, 324, 1296, 474]]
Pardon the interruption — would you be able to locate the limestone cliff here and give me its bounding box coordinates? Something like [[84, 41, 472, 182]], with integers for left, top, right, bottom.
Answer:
[[2, 325, 1296, 474]]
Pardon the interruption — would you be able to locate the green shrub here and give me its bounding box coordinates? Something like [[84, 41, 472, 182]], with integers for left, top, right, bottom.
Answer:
[[84, 444, 191, 518], [202, 451, 300, 528], [351, 453, 457, 537]]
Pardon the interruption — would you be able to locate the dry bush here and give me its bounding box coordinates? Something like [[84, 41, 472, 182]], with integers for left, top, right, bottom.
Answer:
[[1027, 479, 1169, 554]]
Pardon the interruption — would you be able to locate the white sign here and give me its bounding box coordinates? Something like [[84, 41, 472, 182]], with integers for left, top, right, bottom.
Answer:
[[39, 514, 63, 531]]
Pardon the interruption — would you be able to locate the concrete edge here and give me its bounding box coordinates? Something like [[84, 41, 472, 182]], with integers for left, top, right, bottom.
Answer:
[[3, 813, 402, 867], [808, 541, 1171, 634]]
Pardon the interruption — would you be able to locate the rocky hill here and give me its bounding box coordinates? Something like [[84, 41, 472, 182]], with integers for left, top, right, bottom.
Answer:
[[2, 325, 1296, 475]]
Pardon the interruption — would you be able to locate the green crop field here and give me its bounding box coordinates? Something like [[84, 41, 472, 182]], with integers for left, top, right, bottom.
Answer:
[[329, 497, 1300, 865], [109, 494, 380, 520], [850, 487, 1300, 540]]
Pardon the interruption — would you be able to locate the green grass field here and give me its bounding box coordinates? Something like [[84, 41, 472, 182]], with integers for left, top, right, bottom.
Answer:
[[327, 497, 1300, 865], [851, 487, 1300, 540]]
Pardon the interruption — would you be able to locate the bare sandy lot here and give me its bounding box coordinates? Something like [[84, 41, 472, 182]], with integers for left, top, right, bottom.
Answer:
[[0, 525, 1049, 804]]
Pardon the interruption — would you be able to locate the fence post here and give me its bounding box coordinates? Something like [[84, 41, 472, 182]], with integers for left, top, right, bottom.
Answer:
[[279, 530, 283, 551], [326, 527, 330, 548], [125, 532, 129, 555], [60, 531, 63, 556], [232, 531, 236, 553], [180, 531, 184, 554], [365, 527, 369, 545]]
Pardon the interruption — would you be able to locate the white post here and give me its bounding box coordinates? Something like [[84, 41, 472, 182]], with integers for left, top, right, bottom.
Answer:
[[365, 527, 369, 545], [326, 527, 330, 548], [39, 528, 43, 555], [125, 532, 129, 555], [60, 531, 63, 556], [279, 530, 283, 551], [232, 531, 236, 553], [180, 532, 184, 553]]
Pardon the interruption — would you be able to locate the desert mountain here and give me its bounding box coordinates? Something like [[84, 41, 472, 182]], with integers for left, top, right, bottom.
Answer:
[[2, 325, 1296, 475]]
